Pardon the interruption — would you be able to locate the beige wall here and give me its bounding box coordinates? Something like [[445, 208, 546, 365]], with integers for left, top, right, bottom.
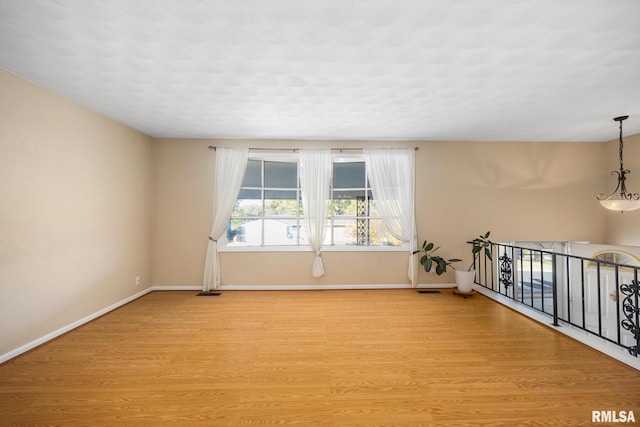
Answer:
[[603, 132, 640, 245], [152, 138, 215, 286], [152, 138, 609, 287], [417, 140, 609, 265], [0, 69, 153, 357]]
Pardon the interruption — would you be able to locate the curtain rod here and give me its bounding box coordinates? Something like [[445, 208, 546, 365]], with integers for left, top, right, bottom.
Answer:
[[207, 146, 419, 151]]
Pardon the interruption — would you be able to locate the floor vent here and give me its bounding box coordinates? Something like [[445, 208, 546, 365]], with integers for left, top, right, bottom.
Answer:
[[196, 292, 222, 297], [417, 290, 441, 294]]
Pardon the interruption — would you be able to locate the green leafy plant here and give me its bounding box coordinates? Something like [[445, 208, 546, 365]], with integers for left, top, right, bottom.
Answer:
[[465, 231, 493, 271], [413, 240, 462, 275]]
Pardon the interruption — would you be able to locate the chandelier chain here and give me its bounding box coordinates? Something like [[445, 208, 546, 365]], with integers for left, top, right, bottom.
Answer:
[[619, 118, 626, 172]]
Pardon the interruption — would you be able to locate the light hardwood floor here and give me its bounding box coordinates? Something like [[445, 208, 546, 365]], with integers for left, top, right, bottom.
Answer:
[[1, 289, 639, 426]]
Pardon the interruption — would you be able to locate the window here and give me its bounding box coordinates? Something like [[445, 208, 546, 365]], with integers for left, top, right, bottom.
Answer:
[[330, 160, 401, 247], [228, 158, 301, 246], [223, 154, 402, 250], [587, 251, 640, 271]]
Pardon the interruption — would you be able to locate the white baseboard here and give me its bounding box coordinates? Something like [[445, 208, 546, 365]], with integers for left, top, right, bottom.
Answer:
[[475, 286, 640, 372], [218, 283, 411, 291], [217, 283, 454, 291], [0, 287, 153, 364], [152, 283, 455, 291]]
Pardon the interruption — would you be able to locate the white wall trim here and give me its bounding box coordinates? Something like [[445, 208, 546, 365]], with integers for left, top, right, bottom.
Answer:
[[0, 287, 153, 364], [475, 286, 640, 372], [152, 283, 455, 291], [217, 283, 454, 291]]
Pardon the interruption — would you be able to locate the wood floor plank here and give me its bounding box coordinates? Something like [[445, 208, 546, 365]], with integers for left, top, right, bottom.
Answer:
[[1, 289, 639, 426]]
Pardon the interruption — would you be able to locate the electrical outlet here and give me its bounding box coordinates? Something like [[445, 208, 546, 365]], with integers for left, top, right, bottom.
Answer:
[[135, 275, 141, 286]]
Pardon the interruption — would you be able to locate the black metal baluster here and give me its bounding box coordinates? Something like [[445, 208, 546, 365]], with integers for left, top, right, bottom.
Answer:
[[581, 260, 586, 329], [483, 245, 488, 291], [490, 245, 495, 293], [512, 245, 517, 301], [552, 254, 559, 326], [620, 274, 639, 356], [529, 252, 534, 307], [566, 256, 571, 325], [615, 265, 621, 346], [520, 248, 525, 304], [540, 251, 545, 312], [636, 269, 639, 357], [596, 261, 602, 337]]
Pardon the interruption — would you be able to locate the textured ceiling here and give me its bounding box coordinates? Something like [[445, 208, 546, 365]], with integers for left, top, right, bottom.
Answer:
[[1, 0, 640, 142]]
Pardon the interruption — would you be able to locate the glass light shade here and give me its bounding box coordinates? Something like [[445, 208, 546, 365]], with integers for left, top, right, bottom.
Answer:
[[599, 199, 640, 212]]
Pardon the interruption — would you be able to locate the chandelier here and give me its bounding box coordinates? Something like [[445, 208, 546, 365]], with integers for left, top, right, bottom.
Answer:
[[597, 115, 640, 212]]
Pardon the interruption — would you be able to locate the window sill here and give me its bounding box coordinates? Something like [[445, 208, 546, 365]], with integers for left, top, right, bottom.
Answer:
[[218, 245, 409, 253]]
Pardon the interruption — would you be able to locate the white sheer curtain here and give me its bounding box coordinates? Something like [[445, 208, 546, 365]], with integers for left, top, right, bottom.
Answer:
[[203, 147, 249, 291], [299, 149, 332, 278], [364, 148, 417, 286]]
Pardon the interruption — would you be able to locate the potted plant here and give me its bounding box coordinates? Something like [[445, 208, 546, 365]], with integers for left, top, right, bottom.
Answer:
[[455, 231, 493, 292], [414, 240, 461, 275]]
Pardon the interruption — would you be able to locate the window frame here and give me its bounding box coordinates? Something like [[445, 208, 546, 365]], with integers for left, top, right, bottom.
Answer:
[[218, 152, 408, 253]]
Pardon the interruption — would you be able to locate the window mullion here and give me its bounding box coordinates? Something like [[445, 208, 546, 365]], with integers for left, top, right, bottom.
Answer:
[[364, 162, 370, 247], [329, 180, 334, 246], [261, 160, 266, 246], [297, 164, 301, 247]]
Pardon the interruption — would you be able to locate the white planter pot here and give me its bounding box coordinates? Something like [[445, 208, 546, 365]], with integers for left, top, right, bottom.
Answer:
[[455, 269, 476, 293]]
